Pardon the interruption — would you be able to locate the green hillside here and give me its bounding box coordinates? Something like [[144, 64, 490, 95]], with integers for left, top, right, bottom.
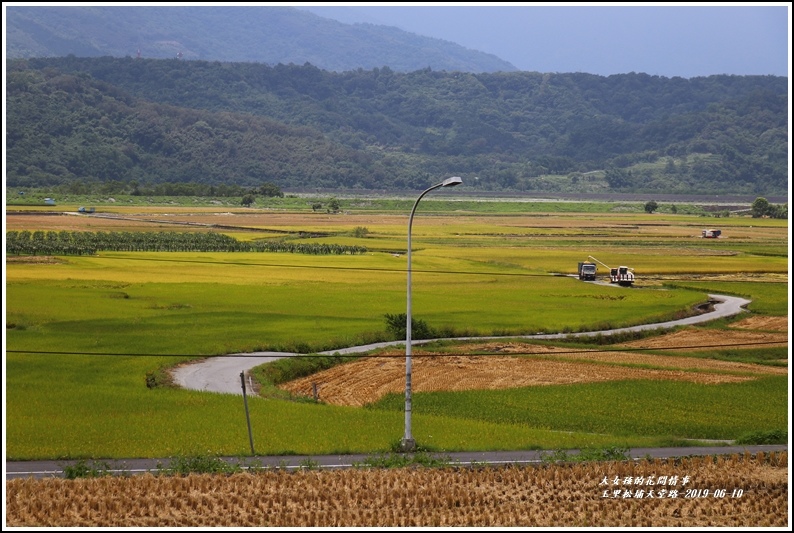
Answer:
[[6, 57, 788, 195]]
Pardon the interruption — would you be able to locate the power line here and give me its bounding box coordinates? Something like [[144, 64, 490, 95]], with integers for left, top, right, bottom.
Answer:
[[5, 340, 787, 358], [44, 255, 787, 281], [94, 254, 552, 277]]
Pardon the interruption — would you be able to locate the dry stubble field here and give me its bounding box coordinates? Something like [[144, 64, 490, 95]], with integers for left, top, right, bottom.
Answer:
[[279, 316, 788, 406], [6, 452, 788, 527]]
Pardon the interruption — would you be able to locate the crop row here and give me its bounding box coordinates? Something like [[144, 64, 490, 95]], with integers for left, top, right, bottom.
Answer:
[[5, 230, 368, 255]]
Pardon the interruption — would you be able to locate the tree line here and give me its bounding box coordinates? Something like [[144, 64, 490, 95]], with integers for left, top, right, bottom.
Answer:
[[50, 179, 284, 198]]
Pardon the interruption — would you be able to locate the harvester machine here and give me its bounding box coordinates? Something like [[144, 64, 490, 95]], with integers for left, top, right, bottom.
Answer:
[[588, 256, 635, 286]]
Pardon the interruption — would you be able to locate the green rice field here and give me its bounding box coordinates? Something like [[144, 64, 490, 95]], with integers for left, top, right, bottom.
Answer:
[[4, 197, 789, 459]]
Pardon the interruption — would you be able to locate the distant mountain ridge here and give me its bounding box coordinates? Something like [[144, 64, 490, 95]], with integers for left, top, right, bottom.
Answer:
[[5, 5, 517, 73]]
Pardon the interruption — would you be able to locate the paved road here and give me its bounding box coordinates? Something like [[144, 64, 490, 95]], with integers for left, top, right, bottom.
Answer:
[[172, 293, 751, 395], [6, 445, 786, 480]]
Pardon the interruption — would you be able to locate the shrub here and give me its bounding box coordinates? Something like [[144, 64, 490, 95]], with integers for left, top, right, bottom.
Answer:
[[355, 451, 452, 468], [352, 226, 369, 238], [145, 367, 175, 389], [384, 313, 436, 340], [157, 454, 243, 476], [63, 459, 113, 479], [540, 446, 630, 463], [735, 429, 787, 445], [256, 354, 354, 386]]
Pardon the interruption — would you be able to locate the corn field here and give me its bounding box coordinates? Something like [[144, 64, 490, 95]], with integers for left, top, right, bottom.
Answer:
[[6, 452, 788, 527]]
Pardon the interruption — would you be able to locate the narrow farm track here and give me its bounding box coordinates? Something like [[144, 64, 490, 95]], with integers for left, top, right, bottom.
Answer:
[[171, 294, 761, 397]]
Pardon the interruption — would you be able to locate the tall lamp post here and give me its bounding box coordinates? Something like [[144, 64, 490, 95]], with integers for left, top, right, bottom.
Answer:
[[401, 176, 462, 452]]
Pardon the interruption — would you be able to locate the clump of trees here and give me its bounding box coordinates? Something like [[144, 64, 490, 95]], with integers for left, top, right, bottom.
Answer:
[[237, 183, 286, 206], [383, 313, 435, 340], [311, 199, 341, 213], [751, 197, 787, 219], [49, 179, 281, 198]]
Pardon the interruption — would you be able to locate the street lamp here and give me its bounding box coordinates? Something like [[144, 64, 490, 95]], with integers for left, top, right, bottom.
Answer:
[[401, 176, 462, 452]]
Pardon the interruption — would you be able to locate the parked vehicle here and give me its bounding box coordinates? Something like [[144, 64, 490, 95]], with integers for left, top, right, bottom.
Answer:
[[610, 266, 635, 286], [702, 229, 721, 238], [588, 256, 635, 286], [577, 261, 597, 280]]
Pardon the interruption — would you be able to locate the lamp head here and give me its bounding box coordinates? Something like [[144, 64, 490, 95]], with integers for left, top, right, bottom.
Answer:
[[442, 176, 463, 187]]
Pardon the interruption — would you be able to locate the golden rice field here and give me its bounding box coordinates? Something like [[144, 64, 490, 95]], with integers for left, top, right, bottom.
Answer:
[[7, 208, 786, 241], [6, 452, 787, 527]]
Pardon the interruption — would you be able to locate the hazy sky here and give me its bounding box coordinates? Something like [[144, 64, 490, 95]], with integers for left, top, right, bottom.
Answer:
[[297, 3, 790, 78]]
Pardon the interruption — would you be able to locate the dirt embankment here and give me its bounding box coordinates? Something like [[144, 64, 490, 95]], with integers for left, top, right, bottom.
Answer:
[[278, 316, 788, 407]]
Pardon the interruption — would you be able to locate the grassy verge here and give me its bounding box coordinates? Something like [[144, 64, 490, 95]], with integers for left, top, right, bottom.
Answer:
[[251, 354, 361, 401]]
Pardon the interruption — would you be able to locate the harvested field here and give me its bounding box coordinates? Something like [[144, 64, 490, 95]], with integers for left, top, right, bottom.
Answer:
[[723, 316, 789, 332], [614, 315, 788, 352], [278, 322, 788, 407], [5, 213, 168, 232], [4, 255, 67, 265], [6, 453, 787, 527], [616, 328, 788, 351], [7, 208, 785, 235], [5, 211, 409, 232]]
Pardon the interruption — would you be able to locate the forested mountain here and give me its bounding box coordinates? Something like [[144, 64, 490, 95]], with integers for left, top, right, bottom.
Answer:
[[5, 5, 516, 74], [5, 57, 788, 195]]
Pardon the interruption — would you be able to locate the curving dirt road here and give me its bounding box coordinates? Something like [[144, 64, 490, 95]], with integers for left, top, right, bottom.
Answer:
[[171, 294, 752, 396]]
